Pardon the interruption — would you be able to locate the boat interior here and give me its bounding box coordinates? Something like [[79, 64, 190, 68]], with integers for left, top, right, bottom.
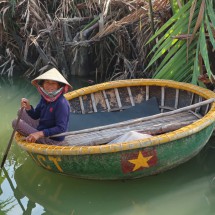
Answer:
[[65, 85, 211, 146]]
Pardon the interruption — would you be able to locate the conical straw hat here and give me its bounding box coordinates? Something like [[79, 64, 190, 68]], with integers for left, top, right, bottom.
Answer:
[[31, 68, 72, 89]]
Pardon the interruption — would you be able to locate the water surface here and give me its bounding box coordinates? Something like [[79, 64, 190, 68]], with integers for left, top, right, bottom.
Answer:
[[0, 77, 215, 215]]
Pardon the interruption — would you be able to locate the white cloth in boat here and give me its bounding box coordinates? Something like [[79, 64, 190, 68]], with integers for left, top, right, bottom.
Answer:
[[107, 131, 152, 144]]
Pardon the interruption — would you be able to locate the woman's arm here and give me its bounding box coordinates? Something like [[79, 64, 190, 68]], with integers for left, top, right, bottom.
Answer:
[[26, 98, 42, 120]]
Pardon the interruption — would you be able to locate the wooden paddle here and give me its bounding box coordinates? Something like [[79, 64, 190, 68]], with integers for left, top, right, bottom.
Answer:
[[0, 107, 24, 169]]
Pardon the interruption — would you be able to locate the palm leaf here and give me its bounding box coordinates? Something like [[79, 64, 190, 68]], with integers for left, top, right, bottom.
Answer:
[[147, 0, 193, 44], [188, 0, 205, 44], [207, 0, 215, 26], [205, 14, 215, 49], [155, 40, 184, 70], [156, 40, 196, 73], [154, 45, 196, 80], [147, 5, 199, 69], [199, 22, 212, 77], [192, 40, 200, 84], [146, 0, 215, 84]]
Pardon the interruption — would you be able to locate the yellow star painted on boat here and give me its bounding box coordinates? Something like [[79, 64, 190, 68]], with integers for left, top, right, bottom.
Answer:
[[128, 151, 153, 171]]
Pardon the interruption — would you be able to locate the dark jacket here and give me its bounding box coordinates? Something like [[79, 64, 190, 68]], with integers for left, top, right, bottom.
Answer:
[[27, 95, 70, 141]]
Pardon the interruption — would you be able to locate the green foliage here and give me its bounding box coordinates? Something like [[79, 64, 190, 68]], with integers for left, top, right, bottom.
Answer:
[[146, 0, 215, 85]]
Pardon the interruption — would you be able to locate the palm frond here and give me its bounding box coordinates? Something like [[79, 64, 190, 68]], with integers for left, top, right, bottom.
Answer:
[[146, 0, 215, 85]]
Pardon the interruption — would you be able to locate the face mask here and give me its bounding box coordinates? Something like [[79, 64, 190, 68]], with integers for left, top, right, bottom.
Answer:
[[40, 87, 63, 98], [37, 86, 64, 102]]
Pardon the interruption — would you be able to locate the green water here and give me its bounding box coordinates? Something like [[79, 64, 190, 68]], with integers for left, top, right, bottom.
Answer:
[[0, 77, 215, 215]]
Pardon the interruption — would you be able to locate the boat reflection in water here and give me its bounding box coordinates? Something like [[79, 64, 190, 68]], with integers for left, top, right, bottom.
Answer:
[[12, 139, 215, 215]]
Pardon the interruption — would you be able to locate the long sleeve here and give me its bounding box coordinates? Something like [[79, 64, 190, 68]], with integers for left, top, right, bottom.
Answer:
[[26, 99, 43, 120], [42, 98, 70, 139]]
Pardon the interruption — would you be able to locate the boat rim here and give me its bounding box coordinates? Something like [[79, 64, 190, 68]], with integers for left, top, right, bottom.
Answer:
[[15, 79, 215, 156]]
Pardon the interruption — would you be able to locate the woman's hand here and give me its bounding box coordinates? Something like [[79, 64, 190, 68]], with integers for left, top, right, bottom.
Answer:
[[21, 98, 31, 110], [26, 131, 44, 143]]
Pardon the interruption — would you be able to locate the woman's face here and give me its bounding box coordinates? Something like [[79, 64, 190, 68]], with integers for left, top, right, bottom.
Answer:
[[43, 80, 60, 92]]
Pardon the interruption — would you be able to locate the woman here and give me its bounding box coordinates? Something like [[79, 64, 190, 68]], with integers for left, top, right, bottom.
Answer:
[[12, 68, 72, 145]]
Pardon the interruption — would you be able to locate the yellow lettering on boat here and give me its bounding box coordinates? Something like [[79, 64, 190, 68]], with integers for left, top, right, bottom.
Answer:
[[37, 155, 52, 170], [48, 156, 63, 172]]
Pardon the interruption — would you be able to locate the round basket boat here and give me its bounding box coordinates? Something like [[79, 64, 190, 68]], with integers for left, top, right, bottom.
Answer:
[[15, 79, 215, 180]]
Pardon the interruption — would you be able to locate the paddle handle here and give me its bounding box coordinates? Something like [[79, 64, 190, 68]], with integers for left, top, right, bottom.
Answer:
[[1, 107, 24, 169]]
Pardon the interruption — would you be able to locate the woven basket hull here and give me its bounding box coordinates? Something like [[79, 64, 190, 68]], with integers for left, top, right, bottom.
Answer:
[[15, 79, 215, 179]]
